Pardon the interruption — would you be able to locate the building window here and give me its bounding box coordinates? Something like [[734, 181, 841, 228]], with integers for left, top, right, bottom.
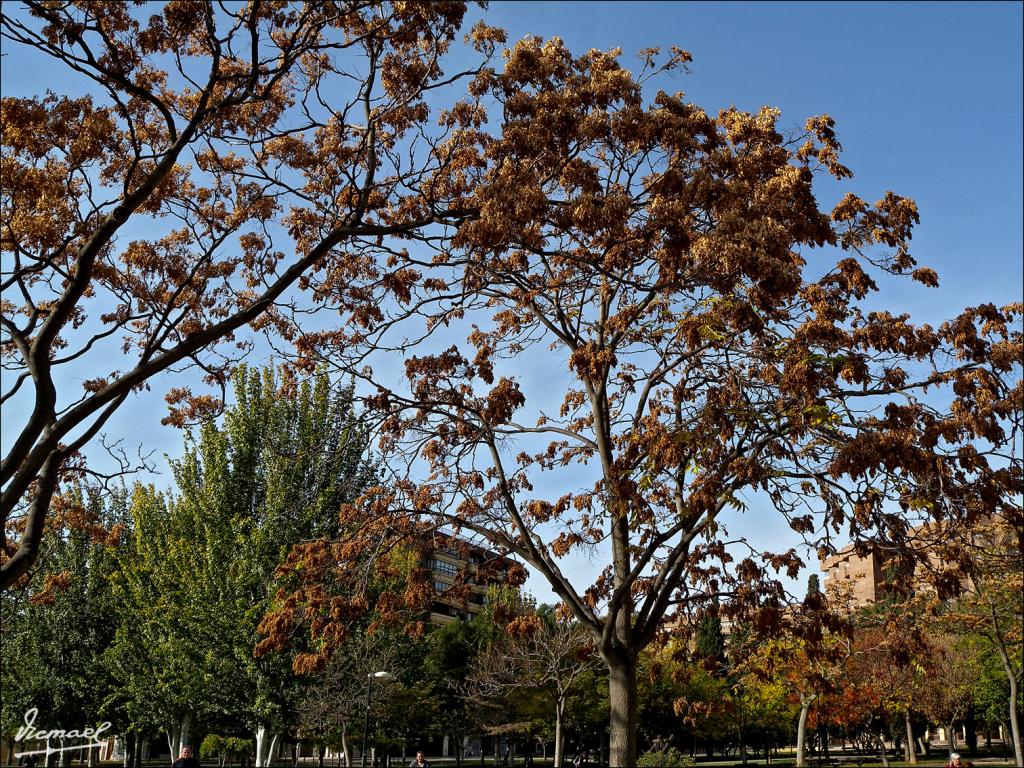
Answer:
[[433, 580, 450, 593], [428, 558, 459, 576]]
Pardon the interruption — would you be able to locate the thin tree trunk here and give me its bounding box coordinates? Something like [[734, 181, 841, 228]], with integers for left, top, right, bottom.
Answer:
[[554, 698, 565, 768], [993, 639, 1024, 767], [319, 747, 325, 768], [947, 722, 956, 760], [605, 651, 637, 768], [873, 733, 889, 768], [256, 727, 278, 768], [796, 699, 812, 768], [168, 725, 179, 766], [181, 714, 192, 754], [904, 710, 917, 764], [123, 734, 135, 768], [341, 726, 350, 768]]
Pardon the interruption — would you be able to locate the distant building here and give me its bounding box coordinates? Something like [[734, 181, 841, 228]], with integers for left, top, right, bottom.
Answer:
[[422, 532, 516, 625], [819, 518, 992, 608], [818, 544, 889, 607]]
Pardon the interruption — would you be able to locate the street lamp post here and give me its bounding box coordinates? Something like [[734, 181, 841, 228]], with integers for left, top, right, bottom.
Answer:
[[361, 671, 393, 768]]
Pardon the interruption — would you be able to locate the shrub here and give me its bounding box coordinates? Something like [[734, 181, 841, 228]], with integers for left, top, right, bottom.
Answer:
[[200, 735, 223, 763], [223, 737, 255, 767], [636, 747, 694, 768]]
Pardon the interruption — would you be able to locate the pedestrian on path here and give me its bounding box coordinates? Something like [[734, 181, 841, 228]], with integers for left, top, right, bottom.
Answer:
[[173, 747, 201, 768]]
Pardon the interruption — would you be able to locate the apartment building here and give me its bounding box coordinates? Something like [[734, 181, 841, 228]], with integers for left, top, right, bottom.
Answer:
[[818, 517, 994, 608], [818, 544, 889, 607], [422, 532, 516, 625]]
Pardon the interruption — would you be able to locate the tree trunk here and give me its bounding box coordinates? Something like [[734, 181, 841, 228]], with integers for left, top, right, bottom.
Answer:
[[168, 714, 191, 763], [554, 698, 565, 768], [737, 701, 748, 767], [796, 699, 812, 768], [947, 722, 956, 760], [256, 727, 279, 768], [319, 747, 326, 768], [341, 726, 350, 768], [872, 733, 889, 768], [182, 714, 193, 753], [993, 640, 1024, 768], [168, 724, 179, 766], [904, 710, 917, 764], [605, 650, 637, 768]]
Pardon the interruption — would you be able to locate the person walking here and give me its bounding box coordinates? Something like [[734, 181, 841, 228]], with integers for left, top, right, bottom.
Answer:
[[173, 747, 202, 768], [409, 750, 430, 768]]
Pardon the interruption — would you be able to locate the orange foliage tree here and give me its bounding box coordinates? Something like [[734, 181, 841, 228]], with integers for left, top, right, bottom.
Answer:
[[261, 34, 1023, 767], [930, 512, 1024, 766], [0, 0, 502, 588]]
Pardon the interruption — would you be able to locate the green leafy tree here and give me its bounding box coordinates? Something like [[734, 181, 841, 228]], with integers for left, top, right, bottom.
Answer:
[[917, 634, 982, 761], [676, 666, 733, 757], [106, 483, 218, 761], [422, 619, 485, 767], [740, 676, 795, 760], [694, 609, 726, 670], [951, 516, 1024, 766], [973, 640, 1019, 750], [1, 485, 124, 767], [806, 575, 821, 598], [636, 648, 691, 755], [562, 667, 609, 762], [171, 366, 373, 766], [108, 367, 372, 765]]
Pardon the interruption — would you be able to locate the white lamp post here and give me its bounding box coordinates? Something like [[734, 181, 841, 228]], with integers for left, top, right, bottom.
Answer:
[[361, 671, 394, 768]]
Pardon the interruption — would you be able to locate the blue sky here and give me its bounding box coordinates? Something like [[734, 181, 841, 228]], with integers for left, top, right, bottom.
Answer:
[[3, 2, 1022, 603]]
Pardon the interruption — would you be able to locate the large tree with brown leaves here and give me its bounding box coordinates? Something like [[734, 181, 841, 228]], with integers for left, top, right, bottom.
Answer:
[[263, 37, 1023, 767], [0, 0, 509, 589]]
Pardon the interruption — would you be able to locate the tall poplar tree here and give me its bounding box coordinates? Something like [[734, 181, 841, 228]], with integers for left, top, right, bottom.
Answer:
[[109, 366, 372, 765]]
